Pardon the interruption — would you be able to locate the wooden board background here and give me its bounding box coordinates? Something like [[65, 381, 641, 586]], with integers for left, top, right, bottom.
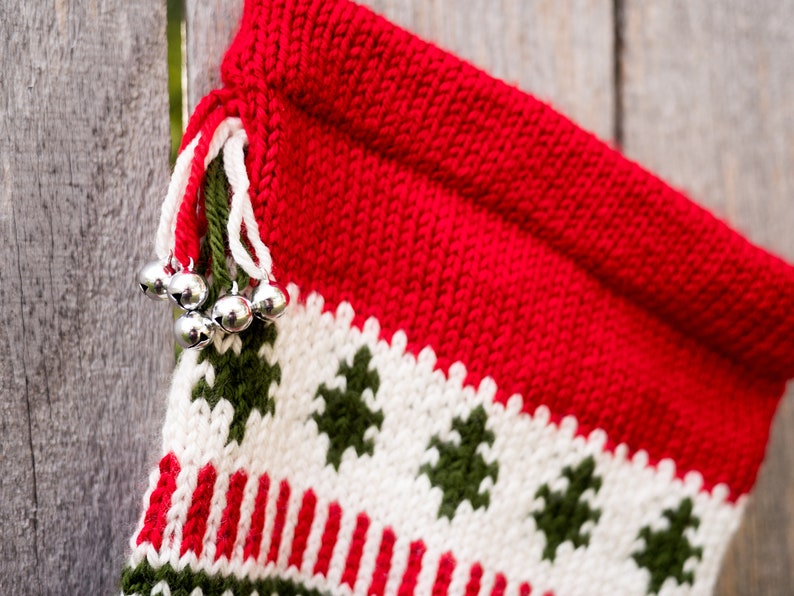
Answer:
[[2, 0, 792, 593], [0, 1, 174, 594]]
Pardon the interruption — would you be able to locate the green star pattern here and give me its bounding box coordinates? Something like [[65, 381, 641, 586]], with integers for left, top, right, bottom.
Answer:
[[632, 498, 703, 594], [312, 346, 384, 469], [419, 405, 499, 519], [532, 456, 602, 561], [191, 319, 281, 445]]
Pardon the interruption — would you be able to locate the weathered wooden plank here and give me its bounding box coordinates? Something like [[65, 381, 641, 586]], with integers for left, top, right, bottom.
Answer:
[[185, 0, 245, 111], [185, 0, 615, 139], [357, 0, 616, 140], [620, 2, 794, 594], [0, 2, 172, 593]]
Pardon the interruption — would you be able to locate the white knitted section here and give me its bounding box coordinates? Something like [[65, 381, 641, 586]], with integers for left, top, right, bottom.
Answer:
[[129, 286, 744, 596]]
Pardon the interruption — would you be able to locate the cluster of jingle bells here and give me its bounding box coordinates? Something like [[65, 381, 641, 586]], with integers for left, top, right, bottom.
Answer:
[[138, 259, 288, 349]]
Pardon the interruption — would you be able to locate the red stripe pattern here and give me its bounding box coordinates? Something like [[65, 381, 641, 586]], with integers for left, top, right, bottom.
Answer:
[[465, 564, 483, 596], [341, 513, 370, 588], [135, 456, 546, 596], [267, 479, 291, 563], [490, 573, 507, 596], [288, 489, 318, 569], [243, 473, 270, 561], [215, 469, 248, 560], [313, 502, 342, 576], [398, 540, 427, 596], [136, 452, 180, 550], [179, 463, 217, 557], [368, 528, 396, 596], [432, 552, 456, 596]]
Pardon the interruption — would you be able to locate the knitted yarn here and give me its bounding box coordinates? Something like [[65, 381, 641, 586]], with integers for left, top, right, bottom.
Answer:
[[124, 1, 794, 594]]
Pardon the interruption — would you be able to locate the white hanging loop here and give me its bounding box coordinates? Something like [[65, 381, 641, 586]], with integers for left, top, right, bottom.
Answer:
[[223, 129, 273, 280], [154, 117, 246, 260], [154, 135, 200, 260]]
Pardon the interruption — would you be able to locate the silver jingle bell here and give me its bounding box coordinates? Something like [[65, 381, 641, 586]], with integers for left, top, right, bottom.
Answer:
[[251, 280, 289, 321], [212, 292, 254, 333], [174, 311, 216, 349], [168, 270, 209, 311], [138, 260, 173, 301]]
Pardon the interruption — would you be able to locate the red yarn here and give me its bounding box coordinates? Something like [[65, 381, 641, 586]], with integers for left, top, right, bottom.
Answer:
[[202, 0, 794, 500], [398, 540, 427, 596], [465, 564, 484, 596], [490, 573, 507, 596], [243, 473, 271, 560], [341, 513, 370, 589], [313, 502, 342, 576], [180, 90, 226, 151], [287, 489, 317, 569], [136, 452, 180, 550], [266, 479, 291, 563], [214, 469, 248, 560], [431, 552, 456, 596], [180, 464, 217, 557], [173, 106, 228, 267], [367, 528, 396, 596]]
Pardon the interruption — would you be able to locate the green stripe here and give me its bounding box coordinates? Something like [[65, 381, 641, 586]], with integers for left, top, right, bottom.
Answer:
[[121, 560, 333, 596]]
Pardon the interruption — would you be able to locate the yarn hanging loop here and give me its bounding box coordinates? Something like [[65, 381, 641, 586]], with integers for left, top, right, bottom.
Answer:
[[139, 97, 285, 349], [223, 129, 273, 281]]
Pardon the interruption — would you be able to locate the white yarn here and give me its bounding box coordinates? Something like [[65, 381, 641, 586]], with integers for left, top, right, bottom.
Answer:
[[155, 117, 244, 263], [154, 135, 199, 260], [154, 117, 271, 282], [223, 130, 273, 280]]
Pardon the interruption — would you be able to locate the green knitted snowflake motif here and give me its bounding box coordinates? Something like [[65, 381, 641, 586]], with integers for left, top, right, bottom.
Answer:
[[532, 456, 602, 561], [419, 405, 499, 519], [632, 498, 703, 594], [191, 319, 281, 445], [312, 346, 384, 469]]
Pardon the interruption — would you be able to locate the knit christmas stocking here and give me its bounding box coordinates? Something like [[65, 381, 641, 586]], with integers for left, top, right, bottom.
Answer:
[[123, 1, 794, 595]]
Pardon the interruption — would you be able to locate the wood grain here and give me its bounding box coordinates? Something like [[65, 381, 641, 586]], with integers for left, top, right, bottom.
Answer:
[[361, 0, 616, 141], [0, 1, 172, 593], [620, 3, 794, 594], [185, 0, 615, 138], [185, 0, 245, 111]]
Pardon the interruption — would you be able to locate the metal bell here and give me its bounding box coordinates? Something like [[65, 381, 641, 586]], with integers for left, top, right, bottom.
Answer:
[[251, 280, 289, 321], [211, 291, 254, 333], [174, 311, 216, 349], [168, 270, 209, 311], [138, 260, 173, 301]]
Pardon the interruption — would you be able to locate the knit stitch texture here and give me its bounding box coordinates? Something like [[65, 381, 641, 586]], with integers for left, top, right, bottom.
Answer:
[[124, 1, 794, 594]]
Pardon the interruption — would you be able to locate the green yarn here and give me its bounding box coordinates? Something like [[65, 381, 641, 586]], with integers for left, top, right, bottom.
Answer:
[[192, 318, 281, 445], [632, 498, 703, 594], [121, 560, 329, 596], [532, 456, 602, 561], [203, 154, 232, 295], [312, 346, 383, 470], [419, 405, 499, 519], [199, 153, 253, 304]]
